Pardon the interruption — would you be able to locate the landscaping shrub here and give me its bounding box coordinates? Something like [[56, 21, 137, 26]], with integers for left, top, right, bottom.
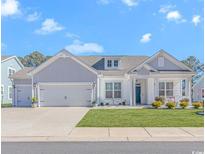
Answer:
[[179, 101, 189, 109], [166, 101, 176, 109], [100, 102, 104, 106], [192, 102, 202, 109], [155, 96, 165, 104], [152, 101, 162, 109], [180, 98, 189, 103]]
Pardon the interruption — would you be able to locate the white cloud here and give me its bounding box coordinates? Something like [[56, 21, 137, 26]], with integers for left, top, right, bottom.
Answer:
[[97, 0, 111, 5], [140, 33, 152, 43], [26, 11, 41, 22], [192, 15, 201, 26], [65, 40, 104, 54], [35, 18, 64, 35], [65, 32, 80, 39], [159, 4, 176, 14], [166, 10, 186, 23], [121, 0, 138, 7], [1, 0, 20, 16]]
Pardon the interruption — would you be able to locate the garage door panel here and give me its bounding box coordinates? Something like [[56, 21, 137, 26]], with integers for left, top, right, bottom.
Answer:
[[39, 84, 92, 107]]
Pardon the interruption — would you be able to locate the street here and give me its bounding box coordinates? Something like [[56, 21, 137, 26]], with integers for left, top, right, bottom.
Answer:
[[2, 141, 203, 154]]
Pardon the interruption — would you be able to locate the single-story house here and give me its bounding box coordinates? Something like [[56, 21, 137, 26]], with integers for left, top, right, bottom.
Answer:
[[11, 49, 195, 107], [1, 56, 24, 104], [193, 76, 204, 102]]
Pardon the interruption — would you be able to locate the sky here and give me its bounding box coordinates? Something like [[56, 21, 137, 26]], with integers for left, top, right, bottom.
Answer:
[[1, 0, 204, 61]]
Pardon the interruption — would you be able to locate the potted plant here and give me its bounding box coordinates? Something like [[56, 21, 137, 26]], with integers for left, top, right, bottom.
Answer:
[[32, 97, 38, 108]]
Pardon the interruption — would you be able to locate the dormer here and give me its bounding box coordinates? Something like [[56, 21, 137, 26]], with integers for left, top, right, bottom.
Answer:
[[105, 58, 120, 69]]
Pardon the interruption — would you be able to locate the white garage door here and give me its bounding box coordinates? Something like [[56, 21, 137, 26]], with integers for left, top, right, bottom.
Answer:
[[16, 85, 32, 107], [39, 83, 93, 107]]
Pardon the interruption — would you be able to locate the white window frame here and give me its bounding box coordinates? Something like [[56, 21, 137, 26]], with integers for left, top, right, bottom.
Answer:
[[159, 81, 173, 97], [113, 60, 119, 68], [107, 60, 112, 68], [105, 82, 122, 99], [105, 59, 119, 69], [158, 56, 164, 67], [8, 67, 16, 77], [8, 86, 12, 100], [105, 82, 113, 99]]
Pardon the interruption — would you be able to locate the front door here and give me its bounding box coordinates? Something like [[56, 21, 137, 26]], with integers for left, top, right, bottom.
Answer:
[[135, 84, 141, 104]]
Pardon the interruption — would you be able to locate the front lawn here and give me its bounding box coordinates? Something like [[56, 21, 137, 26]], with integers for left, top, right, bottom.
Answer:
[[77, 109, 204, 127], [1, 103, 12, 108]]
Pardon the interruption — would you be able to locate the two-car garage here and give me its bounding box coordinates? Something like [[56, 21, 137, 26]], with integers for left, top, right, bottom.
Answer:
[[38, 83, 94, 107], [12, 50, 98, 107]]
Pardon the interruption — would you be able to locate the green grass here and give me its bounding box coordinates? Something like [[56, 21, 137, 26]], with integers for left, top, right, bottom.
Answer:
[[1, 103, 12, 108], [77, 109, 204, 127]]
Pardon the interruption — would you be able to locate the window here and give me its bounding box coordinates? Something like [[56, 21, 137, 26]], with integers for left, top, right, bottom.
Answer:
[[1, 85, 4, 95], [159, 82, 165, 96], [114, 60, 119, 67], [8, 67, 16, 77], [202, 89, 204, 99], [158, 56, 164, 67], [107, 60, 112, 68], [8, 86, 12, 100], [105, 82, 121, 99], [105, 83, 113, 98], [114, 82, 121, 98], [166, 82, 173, 96], [159, 82, 173, 97], [181, 80, 186, 96]]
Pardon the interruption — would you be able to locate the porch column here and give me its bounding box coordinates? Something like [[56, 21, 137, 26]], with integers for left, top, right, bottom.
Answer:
[[129, 77, 133, 106], [188, 78, 192, 105], [133, 79, 136, 106], [147, 78, 155, 104], [96, 76, 101, 105]]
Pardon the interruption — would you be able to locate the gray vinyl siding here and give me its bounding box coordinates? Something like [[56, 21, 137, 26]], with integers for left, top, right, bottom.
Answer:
[[1, 58, 23, 104], [33, 57, 97, 83], [13, 79, 32, 85], [148, 56, 185, 71]]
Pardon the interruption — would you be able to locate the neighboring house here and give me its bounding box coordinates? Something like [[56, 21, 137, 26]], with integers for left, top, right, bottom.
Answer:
[[193, 76, 204, 102], [11, 49, 195, 107], [1, 56, 24, 104]]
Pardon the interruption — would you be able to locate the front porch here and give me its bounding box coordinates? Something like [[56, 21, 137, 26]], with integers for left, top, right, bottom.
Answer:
[[130, 77, 192, 106]]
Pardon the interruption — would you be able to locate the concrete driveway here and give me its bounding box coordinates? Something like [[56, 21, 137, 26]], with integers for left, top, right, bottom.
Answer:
[[2, 107, 89, 137]]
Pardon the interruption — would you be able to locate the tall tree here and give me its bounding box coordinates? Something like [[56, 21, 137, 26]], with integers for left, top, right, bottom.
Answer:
[[181, 56, 204, 83], [19, 51, 50, 67]]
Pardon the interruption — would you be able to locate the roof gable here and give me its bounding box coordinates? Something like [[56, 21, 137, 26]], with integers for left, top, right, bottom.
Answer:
[[29, 49, 98, 76], [129, 49, 194, 73], [1, 56, 24, 69]]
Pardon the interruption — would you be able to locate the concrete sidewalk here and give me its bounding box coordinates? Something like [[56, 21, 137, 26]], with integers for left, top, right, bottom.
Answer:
[[2, 127, 204, 142]]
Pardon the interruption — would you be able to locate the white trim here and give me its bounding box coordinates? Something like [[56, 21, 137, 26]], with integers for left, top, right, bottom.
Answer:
[[38, 82, 93, 86], [1, 56, 24, 69], [29, 49, 98, 76], [38, 84, 40, 107], [8, 86, 12, 100]]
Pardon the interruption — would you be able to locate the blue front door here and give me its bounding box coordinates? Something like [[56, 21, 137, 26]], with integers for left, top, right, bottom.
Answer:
[[136, 85, 141, 104]]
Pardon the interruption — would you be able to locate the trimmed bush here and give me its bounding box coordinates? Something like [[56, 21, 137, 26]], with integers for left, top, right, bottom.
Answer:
[[152, 101, 162, 109], [166, 101, 176, 109], [179, 101, 189, 109], [155, 96, 165, 104], [192, 102, 202, 109], [180, 98, 189, 103]]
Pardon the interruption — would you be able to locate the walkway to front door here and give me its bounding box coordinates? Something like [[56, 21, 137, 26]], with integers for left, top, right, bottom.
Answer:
[[136, 84, 141, 105]]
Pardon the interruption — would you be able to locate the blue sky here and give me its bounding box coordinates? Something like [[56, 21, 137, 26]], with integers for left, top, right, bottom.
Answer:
[[1, 0, 204, 61]]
